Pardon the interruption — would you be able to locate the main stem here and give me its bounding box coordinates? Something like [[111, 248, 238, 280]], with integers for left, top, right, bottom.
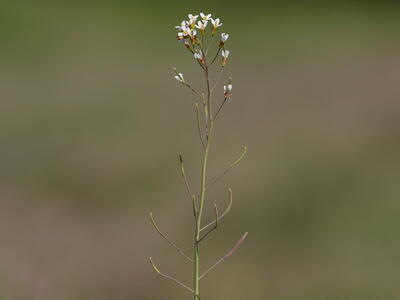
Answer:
[[194, 64, 213, 300]]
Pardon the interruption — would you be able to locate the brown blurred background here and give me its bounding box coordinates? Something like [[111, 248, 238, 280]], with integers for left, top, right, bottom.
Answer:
[[0, 1, 400, 299]]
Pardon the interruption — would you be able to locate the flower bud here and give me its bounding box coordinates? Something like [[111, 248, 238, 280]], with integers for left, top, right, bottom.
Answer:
[[221, 49, 230, 67], [174, 73, 185, 83], [184, 41, 193, 53], [220, 33, 229, 48], [224, 83, 233, 99]]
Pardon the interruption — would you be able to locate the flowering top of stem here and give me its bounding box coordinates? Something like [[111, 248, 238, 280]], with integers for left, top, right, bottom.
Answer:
[[174, 13, 233, 100], [175, 13, 226, 42]]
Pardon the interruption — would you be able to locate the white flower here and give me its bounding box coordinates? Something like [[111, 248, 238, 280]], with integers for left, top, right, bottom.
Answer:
[[211, 18, 223, 32], [222, 49, 230, 58], [224, 84, 233, 92], [195, 20, 208, 31], [188, 14, 199, 25], [177, 25, 191, 39], [175, 20, 188, 30], [174, 73, 185, 83], [224, 84, 233, 98], [221, 33, 229, 43], [200, 12, 212, 21]]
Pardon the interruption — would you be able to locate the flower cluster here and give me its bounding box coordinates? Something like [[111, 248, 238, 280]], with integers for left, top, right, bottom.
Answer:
[[174, 13, 233, 100], [175, 13, 231, 69], [175, 13, 224, 41]]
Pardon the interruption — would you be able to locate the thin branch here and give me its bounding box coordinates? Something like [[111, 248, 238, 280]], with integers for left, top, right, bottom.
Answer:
[[195, 103, 206, 150], [192, 194, 198, 226], [209, 47, 222, 67], [179, 153, 193, 200], [184, 82, 204, 100], [200, 187, 233, 232], [213, 98, 227, 121], [174, 67, 203, 100], [199, 232, 248, 280], [203, 93, 209, 140], [196, 60, 206, 70], [198, 204, 219, 242], [149, 257, 195, 293], [149, 213, 194, 262], [206, 146, 247, 190]]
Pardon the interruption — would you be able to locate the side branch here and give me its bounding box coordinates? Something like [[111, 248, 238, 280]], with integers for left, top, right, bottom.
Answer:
[[192, 194, 198, 226], [213, 98, 227, 121], [206, 146, 247, 190], [149, 213, 194, 262], [200, 187, 233, 232], [179, 154, 193, 200], [198, 204, 219, 242], [209, 47, 222, 67], [184, 82, 204, 100], [149, 257, 195, 293], [173, 67, 203, 101], [199, 232, 248, 280]]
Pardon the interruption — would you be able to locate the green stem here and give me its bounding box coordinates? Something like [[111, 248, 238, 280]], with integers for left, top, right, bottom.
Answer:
[[194, 241, 200, 299], [194, 62, 213, 300]]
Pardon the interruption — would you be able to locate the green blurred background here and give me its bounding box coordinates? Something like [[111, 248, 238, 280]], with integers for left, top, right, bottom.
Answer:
[[1, 1, 400, 299]]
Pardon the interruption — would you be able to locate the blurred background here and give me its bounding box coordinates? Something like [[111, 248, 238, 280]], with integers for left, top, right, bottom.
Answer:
[[1, 1, 400, 299]]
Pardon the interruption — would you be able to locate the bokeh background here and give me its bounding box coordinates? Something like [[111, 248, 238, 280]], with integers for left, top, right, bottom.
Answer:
[[1, 1, 400, 299]]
